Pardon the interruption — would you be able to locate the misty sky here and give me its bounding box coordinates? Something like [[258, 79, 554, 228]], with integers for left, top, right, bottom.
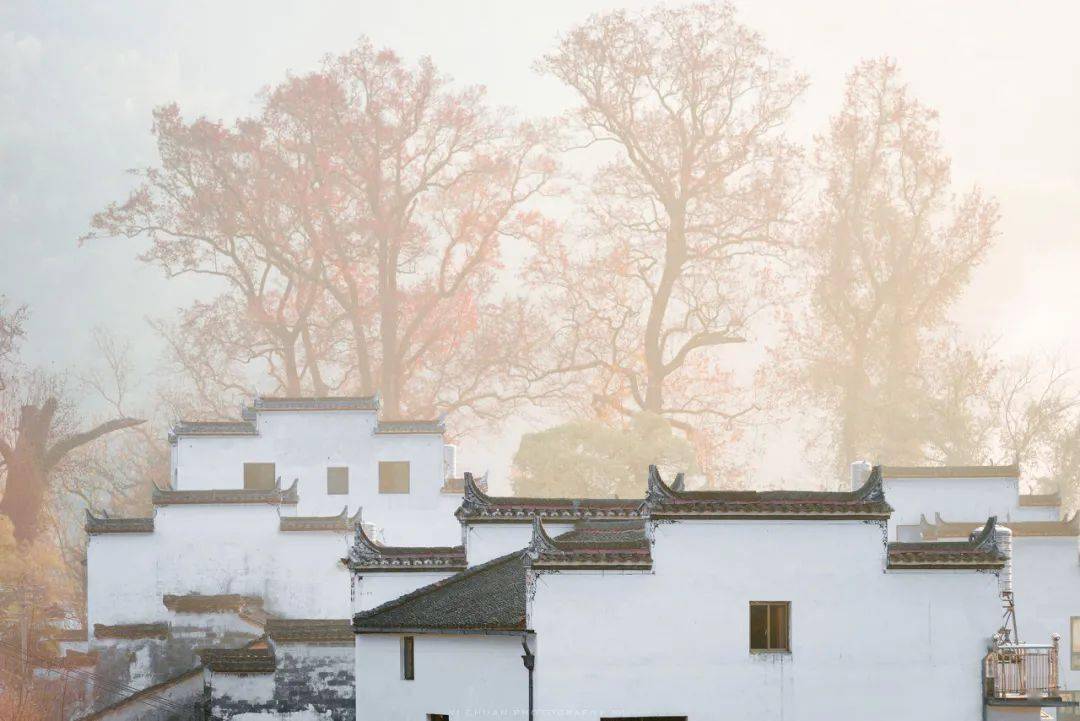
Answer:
[[2, 0, 1079, 488]]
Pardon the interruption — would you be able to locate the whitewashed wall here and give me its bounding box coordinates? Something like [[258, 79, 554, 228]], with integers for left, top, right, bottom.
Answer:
[[1006, 536, 1080, 691], [172, 409, 461, 546], [353, 571, 457, 613], [884, 474, 1019, 540], [530, 519, 1001, 721], [355, 634, 526, 721], [88, 505, 352, 627]]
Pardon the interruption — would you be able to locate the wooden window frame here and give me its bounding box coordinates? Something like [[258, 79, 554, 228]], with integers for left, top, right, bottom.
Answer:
[[749, 601, 791, 654], [379, 461, 411, 494], [402, 635, 415, 680], [327, 466, 349, 495], [243, 462, 276, 491]]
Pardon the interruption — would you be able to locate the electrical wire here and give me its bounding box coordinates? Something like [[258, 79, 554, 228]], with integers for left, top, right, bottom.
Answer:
[[0, 640, 194, 715]]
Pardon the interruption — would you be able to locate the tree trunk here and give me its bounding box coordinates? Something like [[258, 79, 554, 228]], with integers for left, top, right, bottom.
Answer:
[[642, 207, 687, 413], [0, 399, 143, 543]]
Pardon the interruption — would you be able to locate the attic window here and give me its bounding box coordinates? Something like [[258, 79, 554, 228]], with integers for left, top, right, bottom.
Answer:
[[243, 463, 276, 491], [327, 467, 349, 495], [402, 635, 415, 680], [750, 601, 790, 653], [380, 461, 410, 494]]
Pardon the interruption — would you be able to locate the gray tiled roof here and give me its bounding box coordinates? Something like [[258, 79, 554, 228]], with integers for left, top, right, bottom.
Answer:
[[152, 479, 299, 506], [170, 420, 257, 440], [645, 465, 893, 520], [348, 523, 467, 572], [198, 645, 275, 673], [85, 510, 154, 535], [456, 472, 643, 523], [919, 512, 1079, 539], [353, 551, 528, 633], [265, 619, 353, 645], [279, 506, 363, 532], [887, 517, 1006, 570], [251, 396, 379, 412], [528, 519, 652, 570], [374, 419, 445, 435]]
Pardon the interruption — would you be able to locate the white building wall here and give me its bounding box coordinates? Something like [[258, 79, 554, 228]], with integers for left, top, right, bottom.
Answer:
[[1009, 536, 1080, 692], [530, 519, 1001, 721], [172, 409, 461, 546], [353, 572, 457, 613], [88, 505, 353, 626], [884, 474, 1019, 539], [355, 634, 526, 721]]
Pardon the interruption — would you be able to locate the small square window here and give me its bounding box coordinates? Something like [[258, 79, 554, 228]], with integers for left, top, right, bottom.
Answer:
[[379, 461, 410, 494], [1071, 617, 1080, 670], [327, 467, 349, 495], [243, 463, 276, 490], [402, 635, 414, 680], [750, 601, 790, 653]]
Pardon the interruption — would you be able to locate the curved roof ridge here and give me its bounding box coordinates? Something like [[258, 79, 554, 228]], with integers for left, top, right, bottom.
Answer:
[[645, 464, 891, 520], [348, 522, 466, 571]]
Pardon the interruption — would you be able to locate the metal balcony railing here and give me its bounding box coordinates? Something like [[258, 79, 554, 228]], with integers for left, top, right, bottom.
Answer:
[[984, 635, 1061, 700]]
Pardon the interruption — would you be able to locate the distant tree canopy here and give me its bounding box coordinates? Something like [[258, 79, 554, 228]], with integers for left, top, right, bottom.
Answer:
[[512, 413, 697, 498], [784, 58, 999, 476], [86, 40, 559, 422]]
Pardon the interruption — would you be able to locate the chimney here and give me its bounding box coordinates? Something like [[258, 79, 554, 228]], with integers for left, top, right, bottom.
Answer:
[[850, 460, 872, 491]]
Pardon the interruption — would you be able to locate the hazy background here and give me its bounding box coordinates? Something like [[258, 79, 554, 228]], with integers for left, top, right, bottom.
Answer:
[[3, 0, 1078, 489]]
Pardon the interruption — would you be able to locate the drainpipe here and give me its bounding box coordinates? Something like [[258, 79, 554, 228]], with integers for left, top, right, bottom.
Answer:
[[521, 635, 535, 721]]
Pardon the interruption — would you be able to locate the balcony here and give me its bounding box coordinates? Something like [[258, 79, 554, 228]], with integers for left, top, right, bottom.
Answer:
[[984, 636, 1062, 703]]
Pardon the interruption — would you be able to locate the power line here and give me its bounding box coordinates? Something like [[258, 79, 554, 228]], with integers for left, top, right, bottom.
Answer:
[[0, 640, 195, 716]]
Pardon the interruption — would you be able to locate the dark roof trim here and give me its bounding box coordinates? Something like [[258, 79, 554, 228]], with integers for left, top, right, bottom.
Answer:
[[527, 518, 652, 571], [887, 516, 1006, 570], [456, 472, 643, 523], [374, 419, 445, 435], [348, 522, 466, 572], [153, 478, 299, 506], [85, 510, 154, 535], [265, 619, 354, 645], [881, 464, 1019, 479], [646, 465, 892, 521], [163, 594, 263, 614], [1019, 490, 1061, 507], [93, 623, 169, 640], [251, 396, 379, 412], [280, 506, 363, 532], [920, 512, 1080, 539], [356, 627, 528, 636], [170, 420, 257, 443], [199, 645, 276, 674]]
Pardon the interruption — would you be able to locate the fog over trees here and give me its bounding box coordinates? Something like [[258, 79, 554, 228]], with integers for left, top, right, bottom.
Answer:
[[3, 1, 1080, 678]]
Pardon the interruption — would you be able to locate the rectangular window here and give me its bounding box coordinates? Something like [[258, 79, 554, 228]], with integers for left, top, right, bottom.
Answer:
[[428, 716, 450, 721], [1072, 617, 1080, 670], [750, 601, 790, 653], [243, 463, 276, 490], [327, 467, 349, 495], [402, 635, 414, 680], [379, 461, 411, 494]]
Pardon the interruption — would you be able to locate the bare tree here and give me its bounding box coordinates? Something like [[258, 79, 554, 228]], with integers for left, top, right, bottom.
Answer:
[[85, 39, 558, 422], [527, 3, 805, 476]]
